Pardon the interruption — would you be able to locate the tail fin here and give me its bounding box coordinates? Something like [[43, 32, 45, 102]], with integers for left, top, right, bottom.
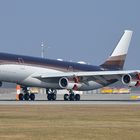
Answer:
[[100, 30, 133, 70]]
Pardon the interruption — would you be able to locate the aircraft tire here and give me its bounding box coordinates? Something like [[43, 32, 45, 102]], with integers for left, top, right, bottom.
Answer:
[[69, 93, 75, 101], [64, 94, 69, 101], [47, 94, 52, 101], [19, 93, 24, 101], [30, 93, 35, 101], [24, 93, 30, 101], [52, 93, 57, 100], [75, 94, 80, 101]]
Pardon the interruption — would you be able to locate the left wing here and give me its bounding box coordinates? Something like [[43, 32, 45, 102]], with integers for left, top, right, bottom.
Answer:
[[32, 70, 140, 89], [33, 70, 139, 79]]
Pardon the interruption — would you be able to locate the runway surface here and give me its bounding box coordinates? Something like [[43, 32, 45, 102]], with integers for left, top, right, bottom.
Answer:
[[0, 92, 140, 105], [0, 100, 140, 105]]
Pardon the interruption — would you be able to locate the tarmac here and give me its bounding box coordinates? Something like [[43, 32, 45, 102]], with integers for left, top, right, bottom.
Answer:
[[0, 91, 140, 105]]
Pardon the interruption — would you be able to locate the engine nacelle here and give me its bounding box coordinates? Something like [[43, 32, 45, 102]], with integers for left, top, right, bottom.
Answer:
[[59, 77, 81, 90], [122, 74, 140, 87]]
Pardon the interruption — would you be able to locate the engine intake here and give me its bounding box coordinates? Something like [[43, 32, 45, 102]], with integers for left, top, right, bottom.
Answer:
[[122, 74, 131, 84], [122, 74, 140, 87], [59, 77, 81, 90], [59, 77, 68, 88]]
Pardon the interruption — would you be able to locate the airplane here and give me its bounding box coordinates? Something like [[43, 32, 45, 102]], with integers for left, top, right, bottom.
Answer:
[[0, 30, 139, 101]]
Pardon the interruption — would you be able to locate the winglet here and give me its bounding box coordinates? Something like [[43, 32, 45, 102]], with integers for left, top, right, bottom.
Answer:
[[100, 30, 133, 70]]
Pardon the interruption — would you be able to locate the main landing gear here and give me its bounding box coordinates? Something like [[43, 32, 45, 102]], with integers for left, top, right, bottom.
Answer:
[[46, 89, 80, 101], [46, 89, 57, 101], [17, 87, 80, 101], [64, 90, 80, 101], [18, 87, 35, 101]]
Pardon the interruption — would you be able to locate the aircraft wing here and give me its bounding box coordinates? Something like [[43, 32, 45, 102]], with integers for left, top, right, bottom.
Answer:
[[32, 70, 140, 89], [33, 70, 139, 79]]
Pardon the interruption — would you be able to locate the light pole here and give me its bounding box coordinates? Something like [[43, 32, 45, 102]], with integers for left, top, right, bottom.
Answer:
[[41, 42, 45, 58], [41, 42, 50, 58]]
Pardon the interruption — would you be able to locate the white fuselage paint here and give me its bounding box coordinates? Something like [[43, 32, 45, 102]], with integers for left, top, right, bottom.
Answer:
[[0, 64, 103, 90]]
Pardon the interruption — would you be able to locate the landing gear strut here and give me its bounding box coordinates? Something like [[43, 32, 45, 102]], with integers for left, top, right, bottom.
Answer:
[[64, 90, 80, 101], [46, 89, 57, 101], [18, 87, 35, 101]]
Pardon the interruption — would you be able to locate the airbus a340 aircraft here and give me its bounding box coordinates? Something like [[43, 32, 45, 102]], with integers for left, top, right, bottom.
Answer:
[[0, 30, 139, 101]]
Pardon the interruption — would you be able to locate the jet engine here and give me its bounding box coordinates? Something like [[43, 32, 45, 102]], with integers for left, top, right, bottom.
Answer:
[[59, 77, 81, 90], [122, 73, 140, 87]]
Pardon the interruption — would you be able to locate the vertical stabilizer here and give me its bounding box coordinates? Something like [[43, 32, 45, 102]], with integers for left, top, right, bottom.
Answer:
[[100, 30, 133, 70]]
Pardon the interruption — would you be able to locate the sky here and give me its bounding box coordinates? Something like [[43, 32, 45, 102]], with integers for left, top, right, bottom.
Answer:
[[0, 0, 140, 70]]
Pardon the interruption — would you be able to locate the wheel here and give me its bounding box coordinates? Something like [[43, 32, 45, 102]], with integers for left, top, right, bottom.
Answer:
[[47, 94, 52, 101], [69, 93, 75, 101], [24, 93, 30, 101], [75, 94, 80, 101], [64, 94, 69, 101], [19, 93, 24, 101], [46, 89, 57, 101], [47, 93, 57, 101], [52, 93, 57, 101], [30, 93, 35, 101]]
